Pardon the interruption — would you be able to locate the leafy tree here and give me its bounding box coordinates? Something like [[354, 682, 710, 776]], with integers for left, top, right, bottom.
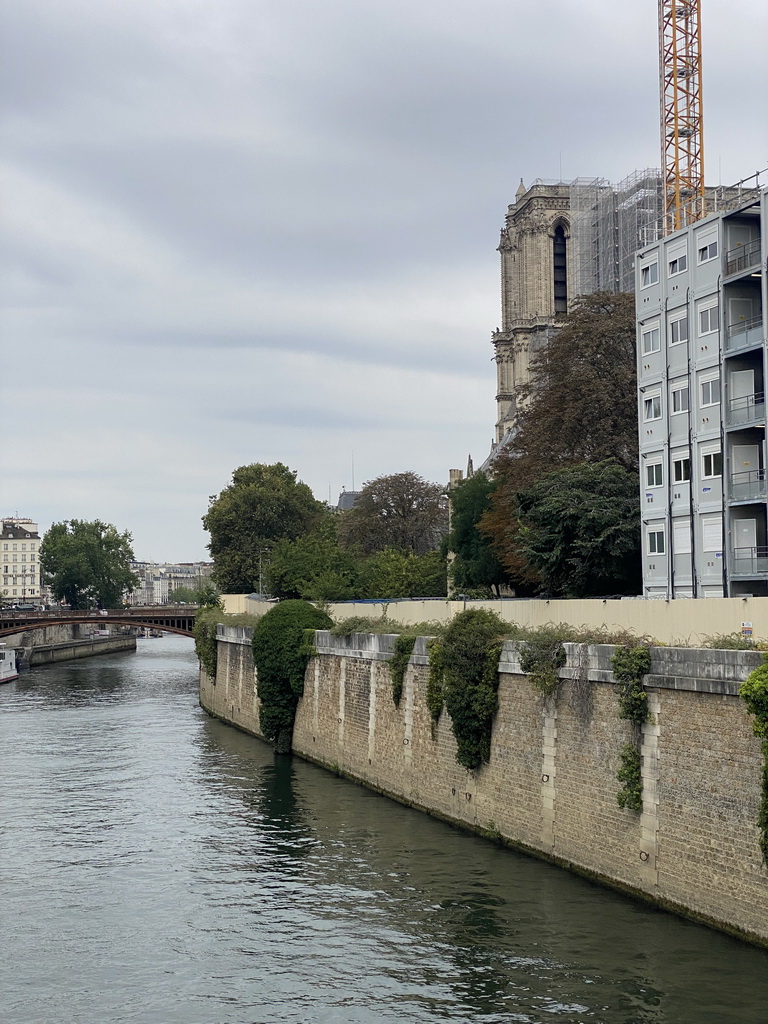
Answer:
[[481, 291, 639, 587], [39, 519, 139, 609], [338, 471, 448, 556], [514, 461, 641, 597], [203, 463, 323, 593], [265, 521, 362, 602], [360, 548, 447, 599], [169, 581, 221, 607], [251, 600, 332, 752], [447, 472, 509, 596]]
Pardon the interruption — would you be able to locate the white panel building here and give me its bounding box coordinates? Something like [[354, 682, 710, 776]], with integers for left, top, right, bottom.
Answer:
[[636, 185, 768, 597]]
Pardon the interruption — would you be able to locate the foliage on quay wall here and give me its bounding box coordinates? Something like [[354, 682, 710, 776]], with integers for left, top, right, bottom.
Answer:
[[252, 599, 332, 749], [611, 644, 651, 812], [739, 658, 768, 864], [426, 609, 507, 770], [389, 633, 418, 708], [193, 608, 258, 679], [516, 626, 567, 697]]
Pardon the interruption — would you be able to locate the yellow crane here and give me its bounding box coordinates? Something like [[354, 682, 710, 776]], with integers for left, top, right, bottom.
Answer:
[[659, 0, 706, 233]]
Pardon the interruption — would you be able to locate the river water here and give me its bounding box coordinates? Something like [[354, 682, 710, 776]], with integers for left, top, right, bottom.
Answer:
[[1, 636, 766, 1024]]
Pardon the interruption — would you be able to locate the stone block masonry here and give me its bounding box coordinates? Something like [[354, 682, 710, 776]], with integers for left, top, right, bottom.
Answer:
[[200, 627, 768, 947]]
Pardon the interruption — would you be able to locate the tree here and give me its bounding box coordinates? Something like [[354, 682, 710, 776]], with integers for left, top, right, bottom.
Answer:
[[508, 291, 639, 477], [39, 520, 139, 609], [338, 471, 448, 556], [265, 521, 362, 602], [447, 472, 509, 596], [169, 581, 221, 607], [514, 461, 641, 597], [481, 291, 639, 588], [203, 463, 323, 593], [360, 548, 447, 599]]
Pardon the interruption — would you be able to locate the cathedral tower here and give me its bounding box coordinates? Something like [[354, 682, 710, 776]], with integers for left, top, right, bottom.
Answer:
[[492, 179, 572, 442]]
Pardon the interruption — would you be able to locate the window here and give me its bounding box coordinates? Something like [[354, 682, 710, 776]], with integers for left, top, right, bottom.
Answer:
[[643, 393, 662, 421], [671, 384, 689, 413], [642, 326, 660, 354], [646, 462, 663, 487], [700, 377, 720, 407], [668, 252, 687, 276], [647, 527, 666, 555], [702, 450, 722, 478], [669, 314, 689, 345], [553, 224, 567, 314], [699, 304, 719, 335], [673, 457, 691, 482], [641, 260, 659, 287], [698, 239, 718, 263]]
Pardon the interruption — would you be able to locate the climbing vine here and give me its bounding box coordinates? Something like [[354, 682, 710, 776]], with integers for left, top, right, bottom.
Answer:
[[611, 644, 651, 811], [616, 743, 643, 810], [739, 657, 768, 864], [517, 629, 567, 697], [426, 609, 506, 770], [612, 644, 651, 725], [193, 608, 219, 678], [389, 633, 418, 707]]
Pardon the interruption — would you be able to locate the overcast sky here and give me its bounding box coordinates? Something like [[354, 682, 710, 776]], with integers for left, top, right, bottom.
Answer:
[[1, 0, 766, 563]]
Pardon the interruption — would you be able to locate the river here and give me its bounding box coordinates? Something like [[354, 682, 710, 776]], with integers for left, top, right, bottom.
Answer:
[[1, 636, 766, 1024]]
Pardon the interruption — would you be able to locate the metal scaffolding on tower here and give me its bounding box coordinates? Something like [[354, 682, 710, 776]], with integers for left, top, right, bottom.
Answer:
[[659, 0, 706, 234]]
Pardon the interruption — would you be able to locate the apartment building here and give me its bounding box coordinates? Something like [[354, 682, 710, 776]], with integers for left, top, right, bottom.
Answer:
[[1, 518, 42, 605], [636, 185, 768, 597]]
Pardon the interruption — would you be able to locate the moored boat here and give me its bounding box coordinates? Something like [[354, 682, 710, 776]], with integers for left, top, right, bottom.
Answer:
[[0, 643, 19, 683]]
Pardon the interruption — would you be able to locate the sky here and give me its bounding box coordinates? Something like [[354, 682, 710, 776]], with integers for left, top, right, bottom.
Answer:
[[1, 0, 766, 563]]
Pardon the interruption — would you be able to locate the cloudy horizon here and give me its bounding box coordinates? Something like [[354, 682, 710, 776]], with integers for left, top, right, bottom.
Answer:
[[2, 0, 766, 562]]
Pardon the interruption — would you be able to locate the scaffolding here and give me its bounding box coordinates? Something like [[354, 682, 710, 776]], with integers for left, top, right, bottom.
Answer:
[[569, 170, 663, 298]]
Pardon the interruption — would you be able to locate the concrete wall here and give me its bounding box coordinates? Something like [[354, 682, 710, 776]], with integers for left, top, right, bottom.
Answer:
[[29, 634, 136, 665], [220, 593, 768, 647], [201, 627, 768, 947]]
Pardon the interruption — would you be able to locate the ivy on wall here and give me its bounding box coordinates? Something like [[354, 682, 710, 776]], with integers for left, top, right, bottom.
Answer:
[[389, 633, 418, 707], [611, 644, 651, 812], [425, 609, 506, 770], [739, 658, 768, 864]]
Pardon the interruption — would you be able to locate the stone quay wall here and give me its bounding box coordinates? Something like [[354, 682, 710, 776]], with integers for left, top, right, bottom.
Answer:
[[200, 626, 768, 946]]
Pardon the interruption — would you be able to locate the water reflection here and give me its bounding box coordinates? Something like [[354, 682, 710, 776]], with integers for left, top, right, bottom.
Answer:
[[1, 636, 766, 1024]]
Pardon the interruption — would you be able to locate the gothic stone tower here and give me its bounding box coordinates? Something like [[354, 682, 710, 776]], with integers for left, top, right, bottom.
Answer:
[[492, 179, 572, 442]]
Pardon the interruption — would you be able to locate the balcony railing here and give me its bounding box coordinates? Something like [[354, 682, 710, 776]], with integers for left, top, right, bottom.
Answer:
[[725, 237, 762, 276], [729, 468, 768, 501], [724, 315, 764, 353], [731, 546, 768, 576], [725, 391, 765, 427]]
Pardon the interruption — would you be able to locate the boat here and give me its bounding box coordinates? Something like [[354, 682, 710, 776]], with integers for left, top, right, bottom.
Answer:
[[0, 643, 19, 684]]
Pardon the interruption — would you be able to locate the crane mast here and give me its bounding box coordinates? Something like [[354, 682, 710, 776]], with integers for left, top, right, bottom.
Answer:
[[659, 0, 706, 234]]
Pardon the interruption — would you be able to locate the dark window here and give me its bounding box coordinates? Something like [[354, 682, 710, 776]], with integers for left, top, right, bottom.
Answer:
[[553, 225, 567, 314]]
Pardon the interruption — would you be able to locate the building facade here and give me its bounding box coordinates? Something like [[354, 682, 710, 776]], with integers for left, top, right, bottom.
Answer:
[[492, 171, 663, 444], [636, 186, 768, 597], [126, 561, 214, 605], [1, 518, 42, 605]]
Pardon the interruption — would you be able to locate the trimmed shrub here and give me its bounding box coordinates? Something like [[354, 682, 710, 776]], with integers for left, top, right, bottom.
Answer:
[[252, 600, 332, 751]]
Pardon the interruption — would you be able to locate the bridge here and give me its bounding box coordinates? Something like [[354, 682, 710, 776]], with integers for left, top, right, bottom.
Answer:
[[0, 606, 199, 639]]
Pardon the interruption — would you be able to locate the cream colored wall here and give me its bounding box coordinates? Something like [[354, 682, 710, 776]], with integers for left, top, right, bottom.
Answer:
[[219, 593, 768, 646], [324, 597, 768, 647]]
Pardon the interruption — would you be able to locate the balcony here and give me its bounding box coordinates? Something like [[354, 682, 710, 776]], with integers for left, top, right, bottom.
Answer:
[[725, 391, 765, 427], [729, 469, 768, 501], [725, 238, 761, 276], [731, 546, 768, 576], [724, 315, 764, 353]]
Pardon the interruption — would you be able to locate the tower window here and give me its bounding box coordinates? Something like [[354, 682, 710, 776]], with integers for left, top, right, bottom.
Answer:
[[553, 225, 567, 314]]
